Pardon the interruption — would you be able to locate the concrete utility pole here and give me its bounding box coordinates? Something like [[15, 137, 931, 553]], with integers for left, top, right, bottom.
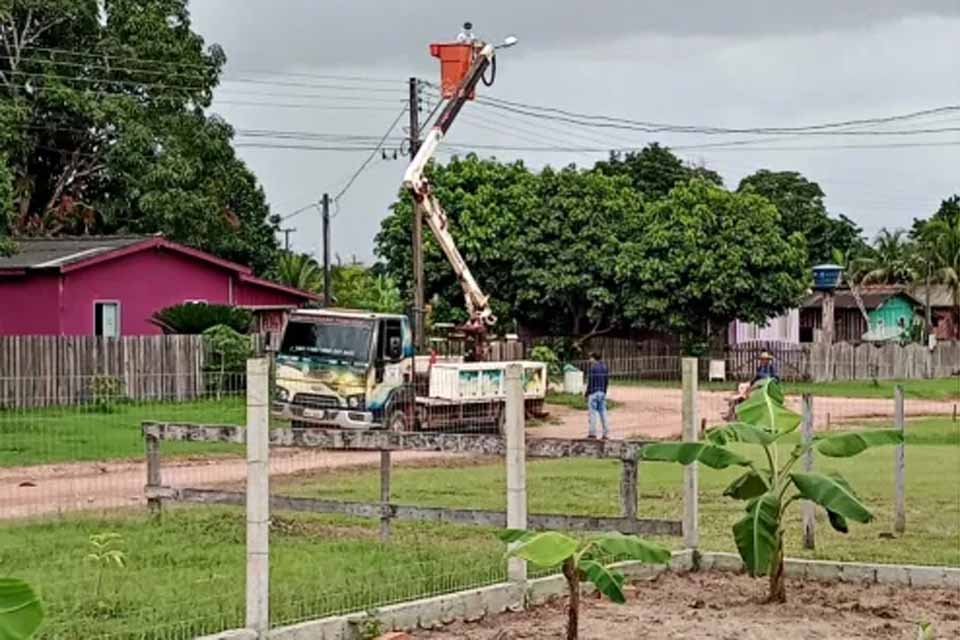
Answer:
[[322, 193, 331, 307], [409, 77, 424, 350]]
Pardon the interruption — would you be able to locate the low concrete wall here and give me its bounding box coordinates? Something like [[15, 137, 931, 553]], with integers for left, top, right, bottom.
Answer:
[[198, 553, 959, 640]]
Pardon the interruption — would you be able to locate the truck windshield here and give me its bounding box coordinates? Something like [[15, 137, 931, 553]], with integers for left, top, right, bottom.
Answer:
[[280, 319, 373, 363]]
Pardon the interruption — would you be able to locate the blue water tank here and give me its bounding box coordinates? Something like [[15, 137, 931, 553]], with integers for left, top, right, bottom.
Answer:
[[812, 264, 844, 291]]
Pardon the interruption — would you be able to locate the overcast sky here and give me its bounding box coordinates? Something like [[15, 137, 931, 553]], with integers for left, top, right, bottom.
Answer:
[[189, 1, 960, 263]]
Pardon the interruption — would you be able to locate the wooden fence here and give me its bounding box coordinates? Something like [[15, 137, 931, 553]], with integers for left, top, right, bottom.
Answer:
[[727, 340, 960, 382], [0, 335, 207, 408]]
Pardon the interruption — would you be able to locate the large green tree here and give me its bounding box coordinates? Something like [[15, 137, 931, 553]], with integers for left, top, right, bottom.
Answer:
[[332, 263, 403, 314], [617, 178, 809, 354], [594, 142, 722, 201], [375, 154, 538, 326], [0, 0, 279, 273], [737, 170, 864, 265], [513, 165, 643, 337]]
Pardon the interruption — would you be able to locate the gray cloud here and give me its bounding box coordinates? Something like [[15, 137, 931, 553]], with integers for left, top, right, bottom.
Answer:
[[193, 1, 959, 70], [189, 1, 960, 261]]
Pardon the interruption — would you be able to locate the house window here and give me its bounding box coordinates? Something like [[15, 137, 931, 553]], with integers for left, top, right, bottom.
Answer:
[[94, 302, 120, 338], [184, 299, 208, 305]]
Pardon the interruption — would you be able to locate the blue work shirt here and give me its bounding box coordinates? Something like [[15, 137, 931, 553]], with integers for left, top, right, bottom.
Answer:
[[753, 361, 779, 383], [586, 361, 609, 395]]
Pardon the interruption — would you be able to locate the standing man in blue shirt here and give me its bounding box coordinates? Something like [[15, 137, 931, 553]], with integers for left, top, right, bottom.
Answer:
[[585, 351, 610, 439]]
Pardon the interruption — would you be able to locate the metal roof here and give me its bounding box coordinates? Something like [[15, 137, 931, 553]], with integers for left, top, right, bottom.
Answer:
[[906, 284, 955, 308], [0, 235, 153, 270], [801, 286, 924, 310]]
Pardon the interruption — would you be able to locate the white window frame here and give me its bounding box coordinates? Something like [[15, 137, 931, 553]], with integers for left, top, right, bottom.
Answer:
[[183, 299, 208, 305], [93, 300, 122, 338]]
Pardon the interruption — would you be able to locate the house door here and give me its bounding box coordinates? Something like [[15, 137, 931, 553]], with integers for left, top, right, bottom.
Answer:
[[94, 302, 120, 337]]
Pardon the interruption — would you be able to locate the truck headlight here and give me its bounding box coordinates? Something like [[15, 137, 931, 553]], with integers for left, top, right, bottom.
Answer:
[[275, 386, 290, 402], [347, 394, 364, 409]]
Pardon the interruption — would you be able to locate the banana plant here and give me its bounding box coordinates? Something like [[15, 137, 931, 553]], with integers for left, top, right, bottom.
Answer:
[[640, 378, 903, 602], [499, 530, 670, 640], [0, 578, 43, 640]]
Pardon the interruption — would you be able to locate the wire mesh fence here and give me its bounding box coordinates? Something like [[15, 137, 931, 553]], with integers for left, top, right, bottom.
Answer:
[[1, 371, 248, 639], [3, 356, 955, 638]]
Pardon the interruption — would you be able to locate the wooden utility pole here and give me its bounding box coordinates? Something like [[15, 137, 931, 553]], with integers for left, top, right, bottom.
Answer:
[[409, 77, 424, 350], [820, 292, 835, 344], [322, 193, 331, 307], [280, 227, 296, 251]]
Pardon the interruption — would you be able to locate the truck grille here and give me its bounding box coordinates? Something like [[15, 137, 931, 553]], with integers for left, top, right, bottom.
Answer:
[[293, 393, 339, 409]]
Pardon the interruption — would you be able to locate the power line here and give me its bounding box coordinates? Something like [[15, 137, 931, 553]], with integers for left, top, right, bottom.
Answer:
[[279, 202, 319, 222], [470, 91, 960, 135], [473, 97, 960, 137], [333, 107, 408, 204], [17, 45, 400, 83], [3, 68, 405, 96]]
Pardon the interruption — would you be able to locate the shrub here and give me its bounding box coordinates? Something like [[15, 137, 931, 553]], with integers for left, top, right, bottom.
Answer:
[[88, 375, 125, 413], [530, 345, 562, 379], [152, 303, 252, 335], [202, 324, 252, 397]]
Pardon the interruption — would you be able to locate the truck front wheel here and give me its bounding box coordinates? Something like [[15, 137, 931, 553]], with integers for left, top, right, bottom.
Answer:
[[386, 410, 408, 432]]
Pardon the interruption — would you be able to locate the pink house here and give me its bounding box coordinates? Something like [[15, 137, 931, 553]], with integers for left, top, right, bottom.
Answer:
[[0, 235, 319, 336]]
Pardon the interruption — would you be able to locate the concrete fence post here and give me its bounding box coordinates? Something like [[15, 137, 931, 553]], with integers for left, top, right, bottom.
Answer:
[[505, 363, 527, 584], [619, 459, 638, 533], [801, 394, 816, 550], [246, 358, 270, 637], [681, 357, 699, 550], [145, 434, 162, 516], [380, 451, 392, 542], [894, 385, 906, 535]]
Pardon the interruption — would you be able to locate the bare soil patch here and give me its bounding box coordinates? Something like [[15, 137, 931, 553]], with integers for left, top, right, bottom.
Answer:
[[414, 572, 960, 639]]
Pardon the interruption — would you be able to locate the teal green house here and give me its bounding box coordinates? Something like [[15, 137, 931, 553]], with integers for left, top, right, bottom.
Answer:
[[863, 293, 921, 341]]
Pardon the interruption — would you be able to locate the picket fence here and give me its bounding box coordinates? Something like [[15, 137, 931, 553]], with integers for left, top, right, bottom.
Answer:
[[0, 335, 208, 408], [726, 340, 959, 382]]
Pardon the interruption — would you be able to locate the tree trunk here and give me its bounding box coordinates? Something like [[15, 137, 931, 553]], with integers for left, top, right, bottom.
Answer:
[[767, 534, 786, 603], [562, 557, 580, 640]]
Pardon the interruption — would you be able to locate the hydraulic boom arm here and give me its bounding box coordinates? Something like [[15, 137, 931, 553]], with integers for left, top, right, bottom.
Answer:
[[403, 42, 498, 329]]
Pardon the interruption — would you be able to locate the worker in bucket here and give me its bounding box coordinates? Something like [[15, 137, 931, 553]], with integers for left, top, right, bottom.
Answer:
[[584, 351, 610, 440]]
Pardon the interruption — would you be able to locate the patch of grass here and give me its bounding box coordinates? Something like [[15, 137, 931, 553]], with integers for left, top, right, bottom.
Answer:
[[546, 391, 622, 411], [273, 416, 958, 566], [1, 508, 504, 639], [0, 397, 246, 467], [620, 377, 960, 401], [8, 419, 957, 637], [13, 420, 957, 635]]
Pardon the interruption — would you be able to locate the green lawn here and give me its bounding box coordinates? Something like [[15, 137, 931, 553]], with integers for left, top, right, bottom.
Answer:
[[7, 417, 955, 638], [0, 397, 246, 467], [620, 376, 960, 401]]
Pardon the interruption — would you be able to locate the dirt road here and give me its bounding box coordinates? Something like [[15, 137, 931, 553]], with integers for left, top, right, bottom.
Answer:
[[2, 387, 953, 520]]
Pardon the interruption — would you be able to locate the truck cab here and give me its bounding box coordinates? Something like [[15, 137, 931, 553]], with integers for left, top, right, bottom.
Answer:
[[272, 309, 414, 429]]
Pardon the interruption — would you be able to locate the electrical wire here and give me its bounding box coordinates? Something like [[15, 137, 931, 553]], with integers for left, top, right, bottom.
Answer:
[[471, 92, 960, 135], [17, 45, 400, 83], [333, 107, 408, 203]]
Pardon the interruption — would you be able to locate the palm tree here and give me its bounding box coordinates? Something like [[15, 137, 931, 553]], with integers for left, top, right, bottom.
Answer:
[[853, 229, 917, 285], [919, 213, 960, 334], [274, 252, 323, 294]]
